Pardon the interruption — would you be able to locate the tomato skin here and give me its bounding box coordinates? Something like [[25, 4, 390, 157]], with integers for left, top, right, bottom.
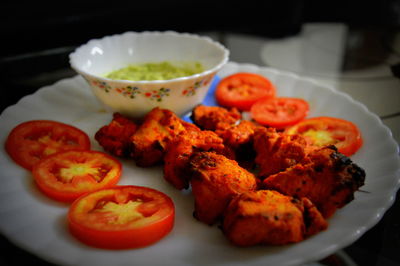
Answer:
[[5, 120, 91, 170], [285, 116, 363, 156], [33, 150, 121, 202], [215, 72, 276, 111], [250, 97, 309, 128], [68, 186, 175, 249]]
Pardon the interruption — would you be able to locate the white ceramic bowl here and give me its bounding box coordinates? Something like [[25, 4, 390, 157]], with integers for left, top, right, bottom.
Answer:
[[69, 31, 229, 118]]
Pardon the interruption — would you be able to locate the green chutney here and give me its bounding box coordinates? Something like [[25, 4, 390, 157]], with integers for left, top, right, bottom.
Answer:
[[104, 61, 204, 81]]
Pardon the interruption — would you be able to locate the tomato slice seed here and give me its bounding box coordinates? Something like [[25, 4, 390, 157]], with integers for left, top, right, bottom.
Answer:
[[285, 116, 363, 156], [92, 200, 145, 224], [68, 186, 175, 249], [216, 72, 276, 111], [33, 150, 121, 202], [6, 120, 91, 170], [251, 97, 309, 128]]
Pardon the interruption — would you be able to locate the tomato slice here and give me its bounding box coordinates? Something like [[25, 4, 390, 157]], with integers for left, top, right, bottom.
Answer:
[[68, 185, 175, 249], [5, 120, 91, 170], [285, 116, 363, 156], [32, 150, 122, 202], [250, 97, 309, 128], [215, 72, 276, 111]]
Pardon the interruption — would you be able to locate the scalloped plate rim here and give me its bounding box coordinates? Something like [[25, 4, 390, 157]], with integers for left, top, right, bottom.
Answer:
[[0, 61, 399, 266]]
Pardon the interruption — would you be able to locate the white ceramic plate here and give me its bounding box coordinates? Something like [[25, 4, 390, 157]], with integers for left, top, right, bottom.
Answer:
[[0, 62, 399, 266]]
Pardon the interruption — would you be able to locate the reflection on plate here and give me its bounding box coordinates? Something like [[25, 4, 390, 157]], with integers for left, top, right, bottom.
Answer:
[[0, 62, 399, 266]]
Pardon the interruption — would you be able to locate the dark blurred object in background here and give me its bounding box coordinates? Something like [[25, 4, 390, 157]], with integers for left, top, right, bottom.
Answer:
[[1, 0, 305, 58], [304, 0, 400, 26], [1, 1, 399, 58]]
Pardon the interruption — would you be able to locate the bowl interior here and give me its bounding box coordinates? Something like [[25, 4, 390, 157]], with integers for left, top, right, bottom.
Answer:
[[71, 32, 228, 78]]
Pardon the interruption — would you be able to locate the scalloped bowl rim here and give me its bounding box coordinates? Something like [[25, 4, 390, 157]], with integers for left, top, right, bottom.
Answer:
[[69, 31, 230, 84]]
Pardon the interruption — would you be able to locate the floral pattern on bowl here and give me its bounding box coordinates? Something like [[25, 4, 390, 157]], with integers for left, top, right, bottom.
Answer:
[[144, 87, 170, 102], [92, 80, 112, 93], [86, 77, 212, 102], [115, 86, 141, 99]]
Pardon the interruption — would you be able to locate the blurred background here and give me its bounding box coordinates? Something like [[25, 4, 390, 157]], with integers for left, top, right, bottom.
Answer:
[[1, 1, 399, 265], [2, 0, 400, 56], [1, 0, 399, 110]]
